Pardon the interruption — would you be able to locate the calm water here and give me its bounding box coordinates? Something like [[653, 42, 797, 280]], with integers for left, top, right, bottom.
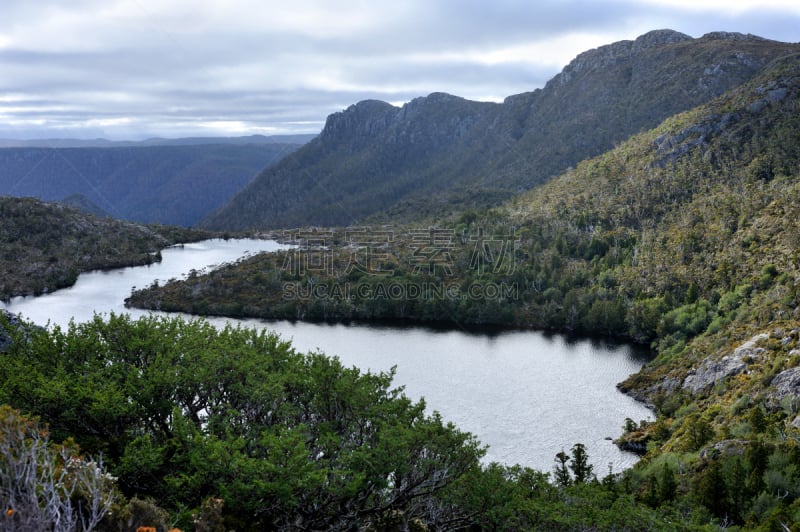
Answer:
[[3, 238, 653, 473]]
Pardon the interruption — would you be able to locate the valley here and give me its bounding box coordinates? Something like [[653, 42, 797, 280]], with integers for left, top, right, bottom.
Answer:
[[4, 27, 800, 530]]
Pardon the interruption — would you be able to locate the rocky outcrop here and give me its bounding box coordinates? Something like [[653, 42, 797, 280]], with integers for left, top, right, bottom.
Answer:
[[618, 376, 681, 409], [317, 100, 399, 149], [699, 439, 749, 459], [554, 29, 692, 86], [682, 333, 768, 393], [616, 439, 648, 455], [766, 367, 800, 409], [702, 31, 769, 42]]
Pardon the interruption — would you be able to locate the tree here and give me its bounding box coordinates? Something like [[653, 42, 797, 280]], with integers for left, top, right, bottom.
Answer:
[[569, 443, 594, 484], [684, 415, 713, 451], [554, 451, 572, 487], [0, 314, 485, 530], [695, 460, 727, 519], [644, 474, 660, 507], [746, 439, 769, 498], [658, 463, 677, 503], [725, 457, 747, 523]]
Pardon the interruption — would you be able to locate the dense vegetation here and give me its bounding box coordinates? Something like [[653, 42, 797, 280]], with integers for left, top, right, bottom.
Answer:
[[201, 30, 800, 230], [0, 196, 211, 300], [0, 141, 303, 226], [0, 312, 753, 530], [126, 52, 800, 528]]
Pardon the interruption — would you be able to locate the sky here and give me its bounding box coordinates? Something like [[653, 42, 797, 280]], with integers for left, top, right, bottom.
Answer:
[[0, 0, 798, 140]]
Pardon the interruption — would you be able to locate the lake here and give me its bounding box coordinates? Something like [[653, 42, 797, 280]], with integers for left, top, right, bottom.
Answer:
[[2, 238, 653, 473]]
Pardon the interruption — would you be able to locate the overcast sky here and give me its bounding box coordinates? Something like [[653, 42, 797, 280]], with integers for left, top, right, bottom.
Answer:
[[1, 0, 798, 140]]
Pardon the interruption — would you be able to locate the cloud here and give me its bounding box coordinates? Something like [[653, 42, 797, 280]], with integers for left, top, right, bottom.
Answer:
[[1, 0, 799, 139]]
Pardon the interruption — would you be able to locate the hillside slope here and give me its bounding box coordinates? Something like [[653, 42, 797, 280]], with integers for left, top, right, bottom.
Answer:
[[201, 30, 800, 230], [0, 142, 302, 226], [0, 196, 210, 299]]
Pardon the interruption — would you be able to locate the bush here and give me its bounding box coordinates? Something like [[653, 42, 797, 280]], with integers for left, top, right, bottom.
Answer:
[[0, 405, 116, 531]]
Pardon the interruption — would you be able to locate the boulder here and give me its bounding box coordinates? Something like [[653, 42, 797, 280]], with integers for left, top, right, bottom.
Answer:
[[682, 333, 768, 393], [700, 439, 749, 459], [766, 367, 800, 409]]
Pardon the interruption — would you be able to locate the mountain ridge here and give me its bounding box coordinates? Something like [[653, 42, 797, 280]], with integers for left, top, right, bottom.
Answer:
[[201, 29, 800, 231]]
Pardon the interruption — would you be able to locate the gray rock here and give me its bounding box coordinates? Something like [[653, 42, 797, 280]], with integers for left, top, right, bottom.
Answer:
[[682, 333, 768, 393], [700, 439, 748, 459], [702, 32, 767, 42], [617, 375, 680, 409], [768, 87, 788, 102], [767, 367, 800, 406]]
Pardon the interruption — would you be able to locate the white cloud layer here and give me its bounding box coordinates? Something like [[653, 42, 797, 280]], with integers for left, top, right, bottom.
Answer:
[[1, 0, 798, 139]]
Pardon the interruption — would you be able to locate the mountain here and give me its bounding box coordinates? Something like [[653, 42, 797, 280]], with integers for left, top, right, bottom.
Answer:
[[0, 141, 306, 226], [136, 49, 800, 333], [128, 51, 800, 526], [0, 196, 211, 299], [201, 30, 800, 231]]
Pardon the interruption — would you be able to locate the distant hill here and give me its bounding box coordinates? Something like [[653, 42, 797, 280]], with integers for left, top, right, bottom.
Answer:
[[200, 30, 800, 230], [0, 141, 305, 226], [59, 193, 111, 218], [0, 134, 317, 148], [0, 196, 211, 299]]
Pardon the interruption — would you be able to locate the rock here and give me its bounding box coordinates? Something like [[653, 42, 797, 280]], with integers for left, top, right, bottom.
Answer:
[[702, 32, 767, 42], [555, 29, 691, 86], [632, 29, 692, 52], [616, 440, 648, 455], [617, 374, 682, 409], [766, 367, 800, 407], [0, 311, 42, 352], [699, 439, 748, 459], [682, 333, 768, 393], [319, 99, 398, 144]]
